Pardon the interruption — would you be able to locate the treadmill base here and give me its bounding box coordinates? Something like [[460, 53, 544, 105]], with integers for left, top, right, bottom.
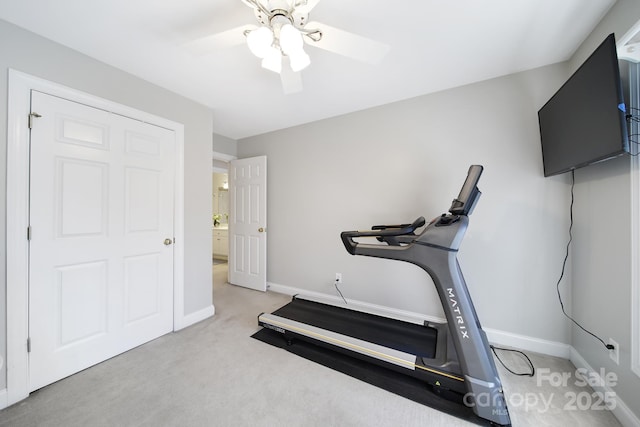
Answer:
[[252, 326, 493, 426]]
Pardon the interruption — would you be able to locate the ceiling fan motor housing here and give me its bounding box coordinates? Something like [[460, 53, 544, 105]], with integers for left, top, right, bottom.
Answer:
[[253, 6, 307, 29]]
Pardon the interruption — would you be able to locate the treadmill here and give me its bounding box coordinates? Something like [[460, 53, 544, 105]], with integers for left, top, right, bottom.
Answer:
[[258, 165, 511, 426]]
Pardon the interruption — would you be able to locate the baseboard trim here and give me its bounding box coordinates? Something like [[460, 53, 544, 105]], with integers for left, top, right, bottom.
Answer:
[[570, 347, 640, 427], [267, 282, 570, 357], [484, 327, 571, 358], [267, 282, 445, 325], [176, 304, 215, 330]]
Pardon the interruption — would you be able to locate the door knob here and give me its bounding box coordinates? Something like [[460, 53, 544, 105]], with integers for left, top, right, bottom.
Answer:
[[258, 227, 265, 233], [164, 238, 173, 246]]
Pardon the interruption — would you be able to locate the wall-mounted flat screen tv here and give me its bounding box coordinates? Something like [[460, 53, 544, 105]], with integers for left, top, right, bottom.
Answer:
[[538, 33, 629, 177]]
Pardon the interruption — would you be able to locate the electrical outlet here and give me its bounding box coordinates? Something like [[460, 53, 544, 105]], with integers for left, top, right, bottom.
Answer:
[[609, 338, 619, 365], [335, 272, 343, 284]]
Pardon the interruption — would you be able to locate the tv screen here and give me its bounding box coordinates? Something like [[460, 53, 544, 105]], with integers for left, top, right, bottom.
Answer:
[[538, 33, 629, 177]]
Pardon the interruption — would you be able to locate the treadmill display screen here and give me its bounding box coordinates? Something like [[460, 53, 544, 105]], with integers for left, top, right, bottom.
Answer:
[[449, 165, 483, 215]]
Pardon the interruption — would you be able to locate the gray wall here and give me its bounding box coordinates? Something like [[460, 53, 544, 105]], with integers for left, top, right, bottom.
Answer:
[[213, 133, 238, 157], [238, 1, 640, 419], [568, 0, 640, 419], [0, 20, 214, 390], [238, 63, 573, 345], [572, 158, 636, 415]]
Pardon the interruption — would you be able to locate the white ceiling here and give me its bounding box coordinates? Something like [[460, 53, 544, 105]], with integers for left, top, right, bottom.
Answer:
[[0, 0, 617, 139]]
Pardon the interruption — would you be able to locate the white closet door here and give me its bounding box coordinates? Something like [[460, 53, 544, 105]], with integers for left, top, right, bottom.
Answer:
[[28, 91, 175, 391]]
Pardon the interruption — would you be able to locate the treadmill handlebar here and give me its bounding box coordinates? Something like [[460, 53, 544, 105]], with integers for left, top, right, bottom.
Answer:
[[341, 165, 484, 256], [371, 217, 426, 231], [341, 216, 426, 255]]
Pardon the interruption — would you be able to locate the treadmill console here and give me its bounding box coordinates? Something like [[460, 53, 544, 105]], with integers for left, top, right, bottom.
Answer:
[[449, 165, 483, 216]]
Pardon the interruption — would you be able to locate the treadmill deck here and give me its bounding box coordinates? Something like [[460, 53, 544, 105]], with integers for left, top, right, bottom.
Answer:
[[270, 298, 437, 359]]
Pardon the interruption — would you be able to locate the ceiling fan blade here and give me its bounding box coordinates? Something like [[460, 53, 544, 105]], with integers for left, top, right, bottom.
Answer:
[[294, 0, 322, 14], [280, 58, 303, 94], [183, 25, 254, 56], [305, 21, 390, 65]]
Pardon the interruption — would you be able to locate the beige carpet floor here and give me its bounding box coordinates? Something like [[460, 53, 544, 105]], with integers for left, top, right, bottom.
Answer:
[[0, 262, 622, 426]]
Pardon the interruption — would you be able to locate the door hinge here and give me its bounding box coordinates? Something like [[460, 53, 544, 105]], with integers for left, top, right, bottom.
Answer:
[[27, 226, 32, 241], [27, 337, 31, 353], [28, 112, 42, 129]]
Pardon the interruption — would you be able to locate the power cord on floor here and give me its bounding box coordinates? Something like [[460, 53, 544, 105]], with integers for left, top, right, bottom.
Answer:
[[490, 345, 535, 377], [334, 279, 348, 305]]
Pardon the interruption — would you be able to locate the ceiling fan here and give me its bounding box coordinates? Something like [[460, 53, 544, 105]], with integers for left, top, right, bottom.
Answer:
[[186, 0, 390, 94]]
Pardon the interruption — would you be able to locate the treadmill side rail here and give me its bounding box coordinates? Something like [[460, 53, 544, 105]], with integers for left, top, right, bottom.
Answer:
[[258, 313, 418, 370]]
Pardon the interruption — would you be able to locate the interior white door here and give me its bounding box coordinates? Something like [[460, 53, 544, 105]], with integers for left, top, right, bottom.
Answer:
[[28, 91, 175, 391], [228, 156, 267, 291]]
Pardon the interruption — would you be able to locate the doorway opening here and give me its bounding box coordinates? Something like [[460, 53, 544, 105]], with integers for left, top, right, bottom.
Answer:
[[212, 152, 234, 296], [213, 171, 229, 265]]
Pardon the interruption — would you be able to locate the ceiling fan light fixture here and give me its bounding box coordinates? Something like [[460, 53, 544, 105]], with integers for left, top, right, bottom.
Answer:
[[246, 26, 274, 58], [289, 50, 310, 72], [261, 48, 283, 73], [279, 23, 303, 55], [242, 2, 321, 78]]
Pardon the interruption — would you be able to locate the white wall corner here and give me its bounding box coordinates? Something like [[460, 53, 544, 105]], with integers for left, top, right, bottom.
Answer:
[[570, 347, 640, 427], [0, 388, 8, 410]]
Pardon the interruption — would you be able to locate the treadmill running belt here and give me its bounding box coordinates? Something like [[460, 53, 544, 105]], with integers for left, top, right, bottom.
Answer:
[[271, 298, 437, 358]]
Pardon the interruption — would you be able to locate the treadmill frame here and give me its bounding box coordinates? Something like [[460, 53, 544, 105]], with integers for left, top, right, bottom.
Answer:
[[257, 165, 511, 426]]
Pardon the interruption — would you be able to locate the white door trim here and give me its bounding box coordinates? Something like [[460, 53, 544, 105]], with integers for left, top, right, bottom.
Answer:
[[6, 69, 185, 405], [212, 151, 236, 163], [628, 63, 640, 379], [212, 151, 235, 173], [630, 134, 640, 378]]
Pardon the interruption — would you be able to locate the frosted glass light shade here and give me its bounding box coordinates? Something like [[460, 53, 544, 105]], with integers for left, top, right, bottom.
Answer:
[[247, 26, 274, 58], [289, 50, 310, 72], [261, 47, 282, 73], [279, 23, 303, 55]]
